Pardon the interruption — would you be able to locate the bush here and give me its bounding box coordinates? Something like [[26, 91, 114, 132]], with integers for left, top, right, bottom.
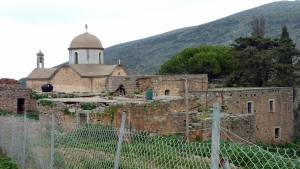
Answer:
[[80, 103, 96, 110], [26, 109, 39, 120], [0, 109, 12, 115], [0, 155, 18, 169]]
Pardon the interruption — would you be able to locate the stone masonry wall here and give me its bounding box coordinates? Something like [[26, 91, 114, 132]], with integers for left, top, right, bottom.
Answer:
[[0, 89, 37, 114], [189, 87, 294, 144], [189, 114, 255, 143], [108, 74, 208, 97]]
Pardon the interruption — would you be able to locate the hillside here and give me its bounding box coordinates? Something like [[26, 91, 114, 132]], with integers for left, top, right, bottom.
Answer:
[[103, 1, 300, 75], [20, 1, 300, 87]]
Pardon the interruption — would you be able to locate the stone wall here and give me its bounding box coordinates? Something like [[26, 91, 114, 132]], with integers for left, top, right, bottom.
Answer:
[[108, 74, 208, 96], [0, 89, 37, 114], [189, 87, 294, 144], [27, 66, 109, 93], [0, 83, 22, 90], [26, 79, 49, 92], [34, 98, 255, 143]]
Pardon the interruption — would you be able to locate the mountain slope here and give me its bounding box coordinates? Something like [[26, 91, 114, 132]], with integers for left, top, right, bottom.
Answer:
[[102, 1, 300, 75]]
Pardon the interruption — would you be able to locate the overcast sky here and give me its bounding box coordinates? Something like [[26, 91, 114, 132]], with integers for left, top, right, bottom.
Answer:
[[0, 0, 277, 80]]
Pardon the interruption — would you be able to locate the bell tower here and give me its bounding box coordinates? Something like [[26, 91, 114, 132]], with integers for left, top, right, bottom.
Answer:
[[37, 50, 44, 68]]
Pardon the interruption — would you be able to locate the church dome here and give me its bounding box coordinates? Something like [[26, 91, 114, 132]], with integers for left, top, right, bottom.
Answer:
[[68, 33, 103, 50]]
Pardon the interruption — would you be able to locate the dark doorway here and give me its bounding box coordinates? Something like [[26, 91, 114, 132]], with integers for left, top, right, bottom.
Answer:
[[17, 98, 25, 114], [118, 84, 126, 96], [165, 90, 170, 96]]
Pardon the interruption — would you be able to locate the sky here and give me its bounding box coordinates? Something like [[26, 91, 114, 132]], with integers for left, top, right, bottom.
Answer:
[[0, 0, 278, 80]]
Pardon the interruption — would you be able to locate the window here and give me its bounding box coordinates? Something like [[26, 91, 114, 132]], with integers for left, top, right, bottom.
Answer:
[[247, 101, 253, 113], [99, 53, 101, 64], [269, 99, 275, 112], [275, 127, 280, 139], [75, 52, 78, 64], [165, 90, 170, 96]]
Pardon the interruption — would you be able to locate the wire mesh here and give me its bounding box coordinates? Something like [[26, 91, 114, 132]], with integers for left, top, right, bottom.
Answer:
[[219, 126, 300, 169], [0, 114, 300, 169]]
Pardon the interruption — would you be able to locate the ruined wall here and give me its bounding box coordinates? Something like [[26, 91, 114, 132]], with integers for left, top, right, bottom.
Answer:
[[108, 74, 208, 97], [0, 83, 22, 90], [0, 89, 37, 114], [189, 87, 294, 144], [189, 114, 255, 143]]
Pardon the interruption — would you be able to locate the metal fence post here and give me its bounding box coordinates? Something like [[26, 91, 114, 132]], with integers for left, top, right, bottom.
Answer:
[[210, 102, 221, 169], [10, 115, 15, 157], [114, 111, 127, 169], [1, 115, 4, 154], [22, 112, 26, 169], [50, 114, 55, 169]]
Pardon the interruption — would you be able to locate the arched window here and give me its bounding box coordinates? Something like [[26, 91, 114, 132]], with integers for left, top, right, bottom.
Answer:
[[165, 90, 170, 96], [75, 52, 78, 64], [99, 52, 101, 64]]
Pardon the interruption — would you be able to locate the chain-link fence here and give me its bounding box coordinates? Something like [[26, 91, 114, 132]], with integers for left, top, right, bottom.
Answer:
[[1, 111, 300, 169]]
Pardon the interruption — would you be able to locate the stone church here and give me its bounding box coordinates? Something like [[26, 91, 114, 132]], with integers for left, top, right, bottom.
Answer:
[[26, 29, 128, 93]]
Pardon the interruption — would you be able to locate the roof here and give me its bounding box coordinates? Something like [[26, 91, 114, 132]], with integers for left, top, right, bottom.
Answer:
[[68, 33, 103, 50], [26, 68, 57, 80], [69, 64, 121, 77]]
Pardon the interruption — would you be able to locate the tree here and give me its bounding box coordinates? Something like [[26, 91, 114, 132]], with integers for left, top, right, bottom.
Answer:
[[226, 26, 300, 87], [252, 16, 266, 37], [157, 46, 237, 80], [225, 36, 276, 87], [271, 26, 300, 87]]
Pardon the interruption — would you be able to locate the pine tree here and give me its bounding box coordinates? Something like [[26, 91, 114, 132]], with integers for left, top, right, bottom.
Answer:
[[272, 26, 300, 87]]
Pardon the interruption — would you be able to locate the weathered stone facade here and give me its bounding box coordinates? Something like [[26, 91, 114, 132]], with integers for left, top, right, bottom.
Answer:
[[189, 87, 294, 144], [108, 74, 208, 96], [34, 97, 254, 143], [0, 89, 37, 114]]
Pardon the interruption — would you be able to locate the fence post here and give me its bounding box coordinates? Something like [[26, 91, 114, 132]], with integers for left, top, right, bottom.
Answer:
[[210, 102, 221, 169], [114, 111, 127, 169], [10, 115, 15, 157], [50, 114, 55, 169], [1, 115, 4, 154], [220, 156, 230, 169], [22, 112, 26, 169]]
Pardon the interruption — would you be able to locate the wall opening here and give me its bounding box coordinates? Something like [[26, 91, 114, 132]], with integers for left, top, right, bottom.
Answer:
[[275, 127, 280, 139], [75, 52, 78, 64], [165, 89, 170, 96], [17, 98, 25, 114], [247, 101, 253, 113], [269, 100, 274, 112], [117, 84, 126, 96], [99, 52, 101, 64]]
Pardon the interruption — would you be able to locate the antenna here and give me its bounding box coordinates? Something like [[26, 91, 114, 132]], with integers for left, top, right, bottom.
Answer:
[[85, 24, 88, 33]]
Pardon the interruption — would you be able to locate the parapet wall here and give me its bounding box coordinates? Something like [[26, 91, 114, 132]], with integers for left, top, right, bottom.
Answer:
[[108, 74, 208, 96]]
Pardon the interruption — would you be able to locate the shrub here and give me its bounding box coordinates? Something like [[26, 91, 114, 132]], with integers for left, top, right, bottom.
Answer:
[[0, 109, 12, 115], [80, 103, 96, 110], [26, 109, 39, 120]]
